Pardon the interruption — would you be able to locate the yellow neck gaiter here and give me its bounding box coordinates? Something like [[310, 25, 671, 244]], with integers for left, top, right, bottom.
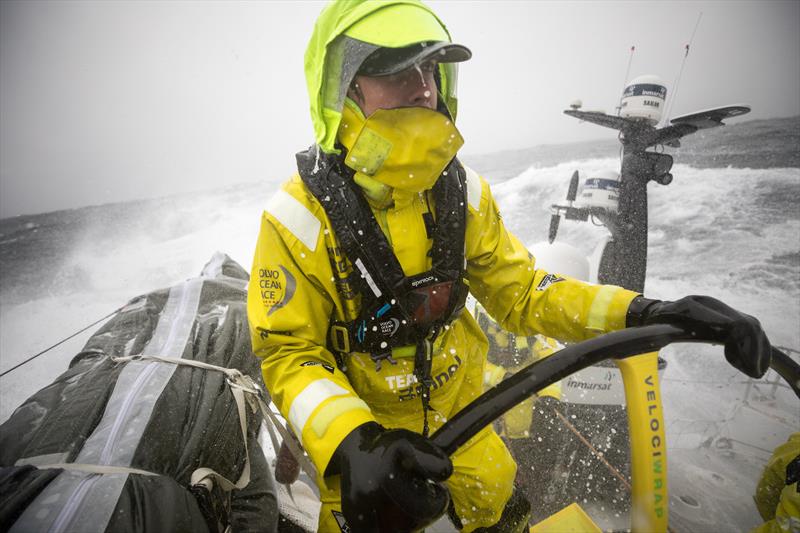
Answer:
[[337, 99, 464, 203]]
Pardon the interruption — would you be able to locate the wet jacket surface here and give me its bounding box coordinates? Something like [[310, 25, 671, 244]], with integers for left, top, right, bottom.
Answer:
[[247, 165, 638, 477], [249, 2, 638, 528], [753, 432, 800, 533]]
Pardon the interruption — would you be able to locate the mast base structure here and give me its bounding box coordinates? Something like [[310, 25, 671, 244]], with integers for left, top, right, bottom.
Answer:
[[551, 103, 750, 293], [529, 97, 753, 530]]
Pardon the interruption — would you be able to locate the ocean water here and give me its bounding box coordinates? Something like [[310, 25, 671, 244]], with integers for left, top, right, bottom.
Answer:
[[0, 116, 798, 531]]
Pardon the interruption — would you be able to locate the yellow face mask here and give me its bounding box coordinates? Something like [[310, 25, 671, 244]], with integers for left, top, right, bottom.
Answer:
[[338, 100, 464, 195]]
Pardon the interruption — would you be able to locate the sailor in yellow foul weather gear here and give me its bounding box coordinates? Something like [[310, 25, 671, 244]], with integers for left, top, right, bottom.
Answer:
[[247, 1, 773, 531], [752, 432, 800, 533], [248, 3, 636, 530], [477, 303, 562, 437], [476, 303, 566, 524]]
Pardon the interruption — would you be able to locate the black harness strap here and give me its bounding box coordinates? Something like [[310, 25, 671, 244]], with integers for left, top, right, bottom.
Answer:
[[297, 147, 469, 436]]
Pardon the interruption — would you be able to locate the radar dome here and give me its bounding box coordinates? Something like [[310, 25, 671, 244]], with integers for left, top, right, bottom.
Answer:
[[620, 74, 667, 125]]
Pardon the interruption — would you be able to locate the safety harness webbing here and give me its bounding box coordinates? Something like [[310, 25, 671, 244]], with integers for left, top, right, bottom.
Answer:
[[297, 148, 469, 435]]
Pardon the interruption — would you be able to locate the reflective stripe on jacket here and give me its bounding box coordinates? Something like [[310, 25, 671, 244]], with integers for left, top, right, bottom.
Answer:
[[246, 166, 638, 477]]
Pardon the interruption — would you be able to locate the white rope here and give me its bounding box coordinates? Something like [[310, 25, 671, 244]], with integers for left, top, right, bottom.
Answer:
[[0, 307, 122, 378], [109, 353, 320, 488], [110, 354, 253, 491], [253, 392, 321, 486]]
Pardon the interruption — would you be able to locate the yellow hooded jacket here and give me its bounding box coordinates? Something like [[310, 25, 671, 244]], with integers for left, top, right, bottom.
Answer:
[[247, 154, 637, 475], [247, 0, 638, 528]]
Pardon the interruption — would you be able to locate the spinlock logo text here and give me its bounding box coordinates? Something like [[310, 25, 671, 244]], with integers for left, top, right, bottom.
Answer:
[[411, 275, 436, 288]]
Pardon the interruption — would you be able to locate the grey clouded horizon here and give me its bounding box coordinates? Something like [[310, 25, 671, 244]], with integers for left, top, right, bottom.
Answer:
[[1, 0, 798, 218]]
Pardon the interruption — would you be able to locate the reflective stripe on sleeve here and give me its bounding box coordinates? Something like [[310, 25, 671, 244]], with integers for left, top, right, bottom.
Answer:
[[288, 379, 349, 438], [310, 396, 371, 438], [266, 189, 321, 252], [464, 165, 483, 211], [586, 285, 621, 333]]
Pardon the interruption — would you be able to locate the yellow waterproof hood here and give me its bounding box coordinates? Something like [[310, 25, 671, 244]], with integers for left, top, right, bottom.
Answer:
[[305, 0, 462, 153]]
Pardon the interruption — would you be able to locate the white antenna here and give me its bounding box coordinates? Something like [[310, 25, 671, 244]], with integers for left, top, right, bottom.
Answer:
[[616, 46, 636, 116], [664, 12, 703, 124]]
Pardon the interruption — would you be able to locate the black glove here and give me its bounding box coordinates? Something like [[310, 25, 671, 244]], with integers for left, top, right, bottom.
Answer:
[[627, 295, 771, 378], [328, 421, 453, 532]]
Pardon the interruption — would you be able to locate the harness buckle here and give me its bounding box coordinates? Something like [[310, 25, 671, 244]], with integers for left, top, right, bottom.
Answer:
[[370, 351, 398, 372], [330, 325, 350, 354]]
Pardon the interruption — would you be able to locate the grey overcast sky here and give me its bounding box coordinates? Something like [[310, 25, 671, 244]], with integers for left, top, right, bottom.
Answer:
[[1, 1, 798, 218]]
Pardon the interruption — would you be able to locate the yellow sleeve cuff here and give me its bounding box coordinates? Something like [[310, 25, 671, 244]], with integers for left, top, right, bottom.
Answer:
[[605, 287, 641, 332], [303, 403, 377, 479], [586, 285, 640, 334]]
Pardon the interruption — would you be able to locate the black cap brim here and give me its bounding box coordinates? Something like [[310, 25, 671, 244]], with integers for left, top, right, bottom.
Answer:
[[358, 41, 472, 77]]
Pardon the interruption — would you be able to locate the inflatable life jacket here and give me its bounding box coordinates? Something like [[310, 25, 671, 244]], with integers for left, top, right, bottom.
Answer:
[[297, 147, 469, 434]]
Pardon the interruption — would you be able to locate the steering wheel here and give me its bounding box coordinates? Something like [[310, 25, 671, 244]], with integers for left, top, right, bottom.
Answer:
[[429, 324, 800, 532]]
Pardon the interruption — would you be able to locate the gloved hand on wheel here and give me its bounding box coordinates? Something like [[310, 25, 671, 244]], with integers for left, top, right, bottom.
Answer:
[[327, 421, 453, 532], [626, 294, 771, 378]]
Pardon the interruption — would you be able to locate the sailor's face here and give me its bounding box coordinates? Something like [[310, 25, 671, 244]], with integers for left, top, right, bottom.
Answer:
[[350, 60, 438, 116]]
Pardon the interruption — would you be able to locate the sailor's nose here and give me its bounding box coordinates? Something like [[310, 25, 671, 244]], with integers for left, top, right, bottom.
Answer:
[[407, 76, 435, 109]]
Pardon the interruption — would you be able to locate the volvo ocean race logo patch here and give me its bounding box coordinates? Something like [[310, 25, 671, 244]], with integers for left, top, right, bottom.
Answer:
[[379, 317, 400, 337], [300, 360, 334, 374], [258, 265, 296, 315], [536, 273, 564, 291]]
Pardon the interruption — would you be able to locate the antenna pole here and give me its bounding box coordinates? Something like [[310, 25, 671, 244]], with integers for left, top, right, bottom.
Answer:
[[617, 45, 636, 116], [665, 12, 703, 124]]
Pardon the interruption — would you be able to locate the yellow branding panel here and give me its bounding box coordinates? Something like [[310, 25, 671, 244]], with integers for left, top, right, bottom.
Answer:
[[615, 352, 668, 533]]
